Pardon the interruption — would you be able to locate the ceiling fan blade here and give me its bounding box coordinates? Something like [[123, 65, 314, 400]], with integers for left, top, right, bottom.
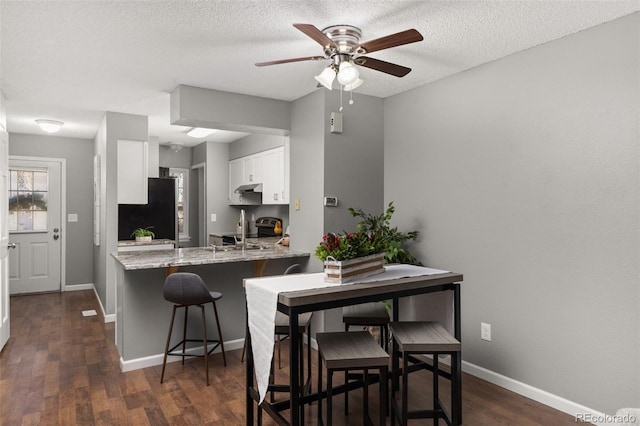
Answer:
[[293, 23, 337, 49], [356, 29, 423, 54], [255, 56, 326, 67], [354, 56, 412, 77]]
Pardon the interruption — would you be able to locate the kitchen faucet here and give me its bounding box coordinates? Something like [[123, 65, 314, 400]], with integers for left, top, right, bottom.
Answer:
[[238, 209, 246, 248]]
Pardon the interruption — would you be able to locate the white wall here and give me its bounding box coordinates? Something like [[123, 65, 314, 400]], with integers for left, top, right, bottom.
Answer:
[[384, 13, 639, 414]]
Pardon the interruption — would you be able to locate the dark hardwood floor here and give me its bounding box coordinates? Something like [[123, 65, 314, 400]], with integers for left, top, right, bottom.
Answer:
[[0, 290, 578, 425]]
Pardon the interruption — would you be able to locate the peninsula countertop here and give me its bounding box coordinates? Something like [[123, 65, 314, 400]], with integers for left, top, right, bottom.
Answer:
[[112, 245, 310, 271]]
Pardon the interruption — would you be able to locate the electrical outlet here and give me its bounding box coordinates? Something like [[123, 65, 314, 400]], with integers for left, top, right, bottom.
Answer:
[[211, 213, 217, 222], [481, 322, 492, 341]]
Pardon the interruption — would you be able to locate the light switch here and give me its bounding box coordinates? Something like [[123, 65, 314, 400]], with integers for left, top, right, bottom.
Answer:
[[211, 214, 217, 222], [68, 214, 78, 222], [294, 198, 300, 211]]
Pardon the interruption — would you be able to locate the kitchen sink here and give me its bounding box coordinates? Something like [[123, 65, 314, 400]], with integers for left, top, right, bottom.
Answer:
[[208, 242, 272, 252]]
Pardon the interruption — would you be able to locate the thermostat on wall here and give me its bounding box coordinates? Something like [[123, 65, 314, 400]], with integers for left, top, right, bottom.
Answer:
[[324, 196, 338, 207]]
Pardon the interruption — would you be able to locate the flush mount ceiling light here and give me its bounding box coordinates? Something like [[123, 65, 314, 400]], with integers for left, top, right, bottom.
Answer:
[[168, 142, 184, 152], [186, 127, 217, 138], [35, 119, 64, 133]]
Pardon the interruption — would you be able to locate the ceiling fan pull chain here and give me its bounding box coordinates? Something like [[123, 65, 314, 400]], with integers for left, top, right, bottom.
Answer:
[[339, 84, 344, 112], [349, 90, 354, 106]]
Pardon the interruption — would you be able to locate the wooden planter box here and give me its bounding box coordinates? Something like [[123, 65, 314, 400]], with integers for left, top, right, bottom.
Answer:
[[324, 253, 385, 284]]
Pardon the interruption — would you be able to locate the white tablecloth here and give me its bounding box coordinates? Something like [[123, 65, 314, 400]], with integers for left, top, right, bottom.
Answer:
[[244, 264, 449, 403]]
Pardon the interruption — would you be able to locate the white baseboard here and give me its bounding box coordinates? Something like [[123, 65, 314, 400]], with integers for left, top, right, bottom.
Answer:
[[120, 338, 245, 372], [462, 361, 607, 425], [64, 283, 94, 291]]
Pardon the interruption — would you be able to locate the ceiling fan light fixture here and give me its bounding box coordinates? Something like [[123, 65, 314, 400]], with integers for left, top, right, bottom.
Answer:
[[35, 119, 64, 133], [314, 66, 335, 90], [337, 61, 359, 85], [343, 78, 364, 92], [187, 127, 217, 138]]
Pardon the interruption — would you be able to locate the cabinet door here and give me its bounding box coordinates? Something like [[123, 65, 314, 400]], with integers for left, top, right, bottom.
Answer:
[[262, 147, 285, 205], [117, 139, 148, 204], [242, 154, 264, 184], [228, 159, 243, 204]]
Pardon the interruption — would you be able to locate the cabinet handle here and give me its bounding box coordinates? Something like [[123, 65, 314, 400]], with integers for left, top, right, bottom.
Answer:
[[274, 193, 278, 201], [249, 174, 253, 182]]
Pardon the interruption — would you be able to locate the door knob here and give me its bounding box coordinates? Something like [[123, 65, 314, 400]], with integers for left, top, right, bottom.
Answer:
[[53, 228, 59, 233], [7, 243, 15, 249], [53, 234, 59, 240]]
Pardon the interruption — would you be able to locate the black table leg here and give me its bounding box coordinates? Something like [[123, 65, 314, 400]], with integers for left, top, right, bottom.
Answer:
[[246, 308, 254, 425], [289, 311, 300, 425], [453, 283, 462, 425]]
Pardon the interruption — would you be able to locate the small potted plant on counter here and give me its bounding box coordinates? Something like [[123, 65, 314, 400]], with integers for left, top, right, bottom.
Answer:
[[130, 226, 155, 242]]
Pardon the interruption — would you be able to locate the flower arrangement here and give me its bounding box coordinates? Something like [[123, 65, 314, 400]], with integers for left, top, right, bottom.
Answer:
[[315, 201, 421, 265], [315, 231, 377, 262]]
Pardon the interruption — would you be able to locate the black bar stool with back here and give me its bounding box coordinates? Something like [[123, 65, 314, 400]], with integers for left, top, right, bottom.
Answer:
[[160, 272, 227, 386]]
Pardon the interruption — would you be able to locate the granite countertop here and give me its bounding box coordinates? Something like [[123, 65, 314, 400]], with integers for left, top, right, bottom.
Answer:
[[112, 244, 309, 270], [118, 239, 175, 247]]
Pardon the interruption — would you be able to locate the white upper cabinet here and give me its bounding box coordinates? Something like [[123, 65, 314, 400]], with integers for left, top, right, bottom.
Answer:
[[262, 146, 286, 205], [117, 139, 148, 204], [243, 154, 263, 184], [228, 140, 289, 205]]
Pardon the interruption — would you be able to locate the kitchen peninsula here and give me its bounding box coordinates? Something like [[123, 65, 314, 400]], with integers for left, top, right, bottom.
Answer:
[[112, 244, 309, 371]]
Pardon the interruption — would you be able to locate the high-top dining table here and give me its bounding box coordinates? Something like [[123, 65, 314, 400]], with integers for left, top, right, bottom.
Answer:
[[244, 264, 463, 426]]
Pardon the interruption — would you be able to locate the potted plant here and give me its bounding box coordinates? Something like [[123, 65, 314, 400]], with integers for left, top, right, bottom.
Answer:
[[130, 226, 155, 242], [315, 201, 421, 284]]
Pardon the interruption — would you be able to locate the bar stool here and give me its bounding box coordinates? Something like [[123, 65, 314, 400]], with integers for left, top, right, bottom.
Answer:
[[316, 331, 389, 426], [342, 302, 390, 415], [389, 321, 461, 426], [160, 272, 227, 386]]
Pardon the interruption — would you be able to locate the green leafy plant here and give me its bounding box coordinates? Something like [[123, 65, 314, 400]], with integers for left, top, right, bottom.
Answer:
[[349, 201, 421, 265], [130, 226, 155, 239]]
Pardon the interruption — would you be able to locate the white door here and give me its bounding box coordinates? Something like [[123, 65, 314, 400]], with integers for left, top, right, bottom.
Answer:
[[0, 129, 10, 351], [8, 158, 62, 294]]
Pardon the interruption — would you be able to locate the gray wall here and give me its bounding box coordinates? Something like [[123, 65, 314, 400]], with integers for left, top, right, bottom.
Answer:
[[159, 144, 192, 169], [94, 112, 148, 316], [228, 133, 285, 160], [290, 90, 325, 272], [9, 133, 94, 286], [384, 13, 639, 414], [323, 92, 384, 235]]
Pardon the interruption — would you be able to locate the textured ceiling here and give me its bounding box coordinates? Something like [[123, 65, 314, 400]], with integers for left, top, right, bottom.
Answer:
[[1, 1, 638, 146]]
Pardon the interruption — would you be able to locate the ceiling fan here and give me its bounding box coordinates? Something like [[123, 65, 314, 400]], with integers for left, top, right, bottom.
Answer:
[[256, 23, 424, 91]]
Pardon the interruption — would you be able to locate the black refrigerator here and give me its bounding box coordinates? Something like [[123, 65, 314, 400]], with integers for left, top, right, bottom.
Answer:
[[118, 177, 177, 241]]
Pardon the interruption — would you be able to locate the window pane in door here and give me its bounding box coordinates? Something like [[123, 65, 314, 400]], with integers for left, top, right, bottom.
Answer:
[[9, 168, 49, 232], [33, 171, 48, 191], [33, 211, 47, 230], [17, 171, 33, 191], [17, 211, 33, 231]]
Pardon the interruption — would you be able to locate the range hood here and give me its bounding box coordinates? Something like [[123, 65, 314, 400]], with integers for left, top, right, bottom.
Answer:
[[235, 183, 263, 193]]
